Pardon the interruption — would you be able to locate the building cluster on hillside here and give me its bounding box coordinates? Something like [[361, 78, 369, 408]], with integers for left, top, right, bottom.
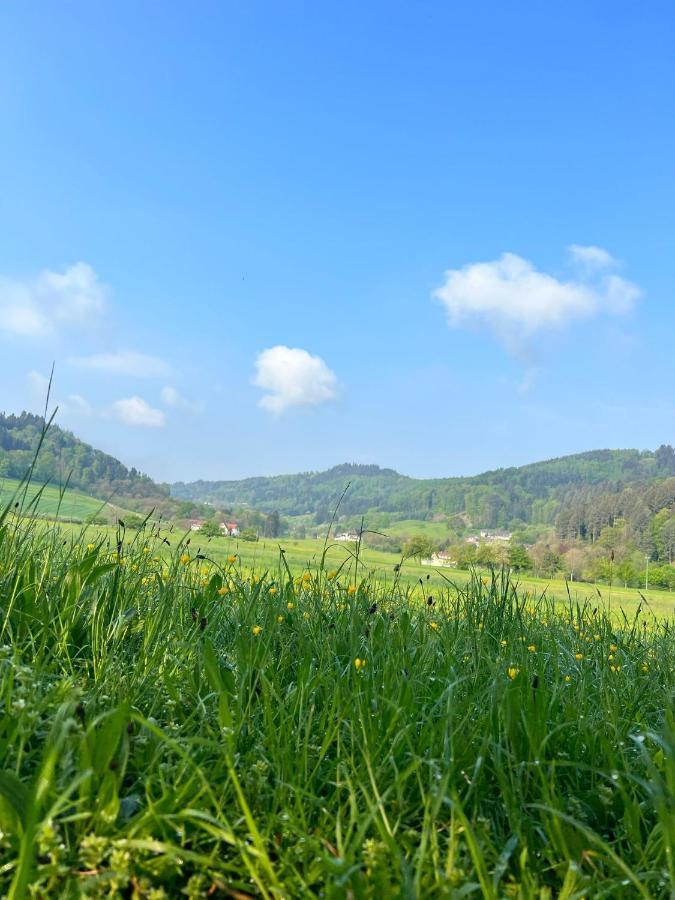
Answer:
[[334, 530, 360, 542], [465, 529, 512, 547], [189, 520, 240, 536]]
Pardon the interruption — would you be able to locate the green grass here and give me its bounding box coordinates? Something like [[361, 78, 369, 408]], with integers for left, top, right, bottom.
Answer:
[[1, 508, 674, 897], [0, 476, 124, 522]]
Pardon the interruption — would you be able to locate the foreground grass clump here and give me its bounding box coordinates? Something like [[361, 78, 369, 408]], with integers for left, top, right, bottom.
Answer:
[[0, 516, 673, 898]]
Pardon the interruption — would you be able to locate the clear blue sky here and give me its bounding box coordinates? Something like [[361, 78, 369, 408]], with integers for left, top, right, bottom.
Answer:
[[1, 1, 673, 483]]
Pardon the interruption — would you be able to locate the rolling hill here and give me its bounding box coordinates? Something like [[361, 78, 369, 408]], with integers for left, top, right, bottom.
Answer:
[[172, 446, 675, 529]]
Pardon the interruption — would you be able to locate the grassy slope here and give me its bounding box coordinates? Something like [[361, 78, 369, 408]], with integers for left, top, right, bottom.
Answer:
[[0, 516, 673, 896], [0, 476, 131, 521]]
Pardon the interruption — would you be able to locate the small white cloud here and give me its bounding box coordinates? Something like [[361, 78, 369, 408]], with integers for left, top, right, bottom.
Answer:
[[568, 244, 617, 271], [160, 385, 200, 413], [110, 396, 166, 427], [433, 250, 641, 352], [27, 370, 51, 396], [61, 394, 92, 416], [0, 263, 108, 338], [27, 371, 92, 416], [253, 345, 338, 414], [69, 351, 169, 378]]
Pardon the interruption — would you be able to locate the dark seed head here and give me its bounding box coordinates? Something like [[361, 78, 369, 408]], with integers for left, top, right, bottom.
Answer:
[[200, 617, 207, 630], [368, 603, 377, 614], [191, 607, 198, 621]]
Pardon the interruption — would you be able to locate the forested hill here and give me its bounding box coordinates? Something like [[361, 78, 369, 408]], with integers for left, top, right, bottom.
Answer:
[[0, 412, 170, 511], [172, 447, 675, 528]]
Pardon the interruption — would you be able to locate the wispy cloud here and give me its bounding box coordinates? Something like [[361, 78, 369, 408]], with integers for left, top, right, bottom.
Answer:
[[433, 247, 641, 354], [253, 346, 338, 414], [0, 263, 108, 338], [160, 385, 200, 413], [69, 351, 170, 378], [27, 370, 92, 417], [567, 244, 617, 272], [110, 396, 166, 427]]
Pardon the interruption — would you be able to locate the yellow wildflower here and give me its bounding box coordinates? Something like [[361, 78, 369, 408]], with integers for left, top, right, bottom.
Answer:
[[252, 625, 262, 636], [354, 658, 366, 671], [500, 639, 508, 647], [610, 664, 621, 673], [180, 553, 190, 565], [527, 645, 536, 653], [575, 653, 584, 661], [565, 675, 572, 683], [218, 586, 228, 596], [228, 555, 237, 564], [277, 615, 284, 623], [143, 547, 150, 554], [269, 587, 277, 595], [429, 621, 439, 631], [87, 543, 95, 552], [287, 602, 295, 610], [347, 585, 357, 595], [641, 664, 649, 673], [507, 667, 519, 680]]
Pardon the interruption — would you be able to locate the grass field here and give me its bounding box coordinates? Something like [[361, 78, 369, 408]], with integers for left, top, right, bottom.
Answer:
[[0, 476, 125, 522], [1, 510, 673, 896], [52, 523, 675, 621]]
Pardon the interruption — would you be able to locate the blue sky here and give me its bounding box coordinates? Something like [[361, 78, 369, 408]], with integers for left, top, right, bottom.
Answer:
[[0, 1, 673, 483]]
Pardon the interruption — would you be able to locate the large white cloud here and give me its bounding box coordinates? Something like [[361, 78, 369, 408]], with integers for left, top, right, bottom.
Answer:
[[433, 247, 641, 351], [253, 346, 338, 414], [0, 262, 108, 337], [110, 396, 166, 427], [69, 351, 170, 377]]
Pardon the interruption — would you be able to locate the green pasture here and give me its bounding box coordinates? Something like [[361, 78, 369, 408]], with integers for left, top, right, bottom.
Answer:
[[0, 476, 125, 522], [56, 521, 675, 620]]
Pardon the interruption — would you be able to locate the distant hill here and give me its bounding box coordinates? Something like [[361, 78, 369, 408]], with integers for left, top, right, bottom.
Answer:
[[172, 447, 675, 529], [0, 411, 172, 515]]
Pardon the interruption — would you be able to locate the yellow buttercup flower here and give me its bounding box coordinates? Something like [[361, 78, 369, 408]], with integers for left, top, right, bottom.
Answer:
[[180, 553, 190, 565], [575, 653, 583, 661], [354, 657, 366, 671], [228, 555, 237, 564], [347, 585, 357, 595], [277, 615, 284, 623], [269, 587, 277, 595], [565, 675, 572, 683], [252, 625, 263, 636], [429, 621, 439, 631], [507, 667, 519, 680], [218, 586, 228, 596], [287, 602, 295, 610], [87, 543, 95, 552], [527, 645, 536, 653], [500, 639, 507, 647]]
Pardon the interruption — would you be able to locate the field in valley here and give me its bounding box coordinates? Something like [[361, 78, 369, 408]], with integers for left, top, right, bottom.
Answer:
[[1, 508, 674, 897]]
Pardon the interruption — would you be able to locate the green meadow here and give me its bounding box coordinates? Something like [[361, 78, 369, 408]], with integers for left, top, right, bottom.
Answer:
[[1, 506, 674, 897], [0, 477, 125, 523]]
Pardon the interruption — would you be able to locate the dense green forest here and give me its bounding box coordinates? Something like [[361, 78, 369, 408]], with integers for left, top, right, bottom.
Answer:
[[173, 446, 675, 527], [0, 412, 171, 513]]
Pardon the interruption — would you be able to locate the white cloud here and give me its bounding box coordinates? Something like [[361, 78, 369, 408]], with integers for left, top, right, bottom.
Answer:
[[69, 351, 170, 378], [568, 244, 617, 271], [27, 371, 92, 417], [0, 263, 108, 338], [253, 346, 338, 414], [433, 250, 641, 351], [160, 385, 200, 412], [110, 396, 166, 427]]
